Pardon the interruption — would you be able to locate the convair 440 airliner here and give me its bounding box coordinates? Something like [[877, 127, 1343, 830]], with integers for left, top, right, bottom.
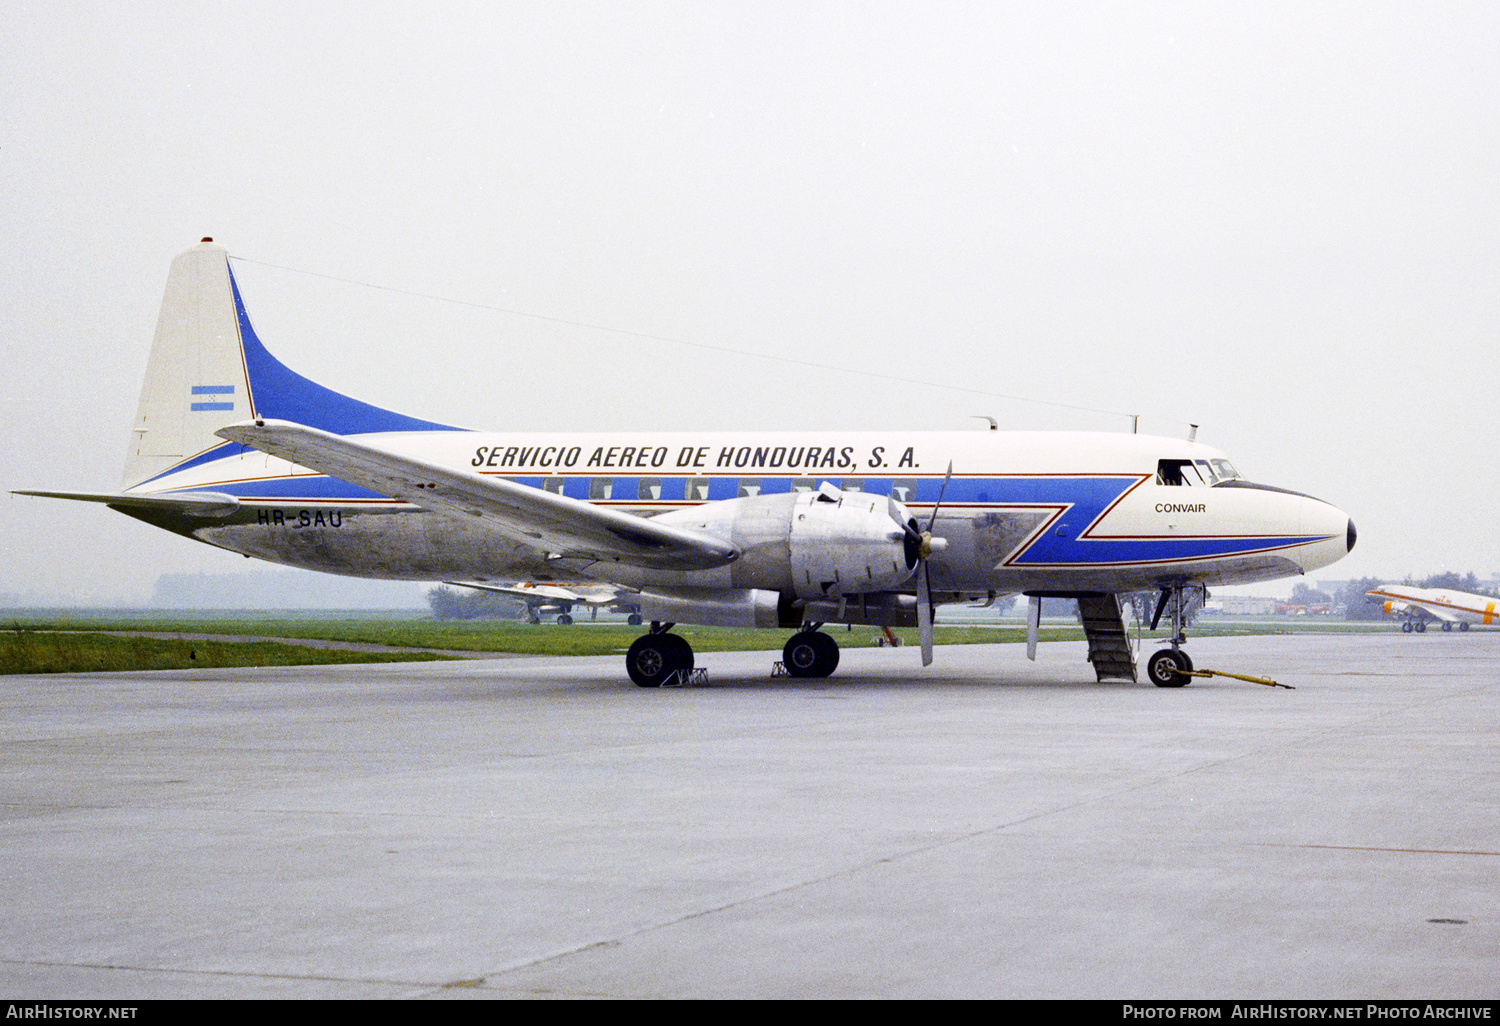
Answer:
[[18, 240, 1357, 686]]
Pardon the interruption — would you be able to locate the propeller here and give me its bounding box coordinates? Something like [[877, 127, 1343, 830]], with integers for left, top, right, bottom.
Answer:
[[900, 462, 952, 666]]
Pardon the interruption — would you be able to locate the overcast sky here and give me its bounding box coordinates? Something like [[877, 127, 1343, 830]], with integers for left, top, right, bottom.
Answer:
[[3, 2, 1497, 604]]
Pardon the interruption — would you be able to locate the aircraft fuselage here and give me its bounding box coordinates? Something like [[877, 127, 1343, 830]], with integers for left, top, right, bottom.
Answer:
[[135, 428, 1352, 597]]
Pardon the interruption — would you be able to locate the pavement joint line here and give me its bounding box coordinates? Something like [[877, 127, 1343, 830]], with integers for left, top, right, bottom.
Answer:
[[0, 957, 427, 988], [1251, 843, 1500, 857]]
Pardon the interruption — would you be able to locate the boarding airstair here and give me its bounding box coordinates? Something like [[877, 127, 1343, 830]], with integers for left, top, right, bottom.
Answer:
[[1076, 593, 1138, 683]]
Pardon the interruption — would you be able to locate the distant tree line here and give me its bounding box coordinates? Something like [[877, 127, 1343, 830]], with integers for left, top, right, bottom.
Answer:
[[426, 585, 524, 620]]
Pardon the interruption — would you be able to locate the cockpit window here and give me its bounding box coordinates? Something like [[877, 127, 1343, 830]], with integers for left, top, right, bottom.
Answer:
[[1157, 459, 1204, 486], [1159, 457, 1241, 486]]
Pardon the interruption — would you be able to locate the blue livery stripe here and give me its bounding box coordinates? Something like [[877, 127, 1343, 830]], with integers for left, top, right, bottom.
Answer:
[[143, 466, 1329, 567], [191, 385, 236, 395], [213, 478, 390, 502], [190, 402, 235, 411]]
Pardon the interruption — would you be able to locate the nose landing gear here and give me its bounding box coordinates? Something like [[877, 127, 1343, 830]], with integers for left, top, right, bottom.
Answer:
[[1146, 582, 1202, 688]]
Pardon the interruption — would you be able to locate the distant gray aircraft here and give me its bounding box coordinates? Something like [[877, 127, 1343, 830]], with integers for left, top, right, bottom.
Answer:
[[449, 580, 641, 625]]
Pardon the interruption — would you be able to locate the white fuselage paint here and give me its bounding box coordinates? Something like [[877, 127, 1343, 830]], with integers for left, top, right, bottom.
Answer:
[[1368, 585, 1500, 626], [145, 429, 1351, 596]]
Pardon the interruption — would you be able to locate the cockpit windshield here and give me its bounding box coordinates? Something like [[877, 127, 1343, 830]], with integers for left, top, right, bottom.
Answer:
[[1210, 459, 1240, 481]]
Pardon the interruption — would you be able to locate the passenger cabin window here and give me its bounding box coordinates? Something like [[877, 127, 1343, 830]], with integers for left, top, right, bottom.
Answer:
[[737, 479, 761, 497], [891, 479, 917, 502], [790, 480, 815, 492], [841, 478, 865, 492], [542, 477, 565, 494], [638, 478, 662, 500], [589, 478, 613, 500], [686, 477, 710, 501]]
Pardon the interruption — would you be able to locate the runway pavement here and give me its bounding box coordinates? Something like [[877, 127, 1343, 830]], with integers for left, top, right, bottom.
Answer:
[[2, 633, 1496, 999]]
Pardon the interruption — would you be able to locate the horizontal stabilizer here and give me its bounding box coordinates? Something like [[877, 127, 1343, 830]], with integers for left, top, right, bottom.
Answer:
[[13, 489, 241, 518], [216, 420, 740, 572]]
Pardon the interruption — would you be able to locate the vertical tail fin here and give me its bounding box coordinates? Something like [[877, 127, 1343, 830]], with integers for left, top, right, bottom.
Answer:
[[123, 240, 462, 492], [123, 240, 251, 489]]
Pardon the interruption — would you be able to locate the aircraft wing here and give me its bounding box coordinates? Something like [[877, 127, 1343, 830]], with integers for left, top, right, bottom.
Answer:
[[449, 581, 632, 607], [1409, 601, 1458, 623], [448, 581, 590, 603], [216, 420, 739, 572]]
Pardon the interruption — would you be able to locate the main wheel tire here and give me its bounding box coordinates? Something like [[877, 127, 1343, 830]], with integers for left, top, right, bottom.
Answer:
[[662, 633, 694, 674], [1415, 620, 1427, 633], [1460, 622, 1471, 632], [1402, 621, 1413, 633], [1147, 648, 1190, 688], [627, 613, 643, 626], [626, 634, 690, 687], [557, 613, 573, 626], [783, 632, 839, 678]]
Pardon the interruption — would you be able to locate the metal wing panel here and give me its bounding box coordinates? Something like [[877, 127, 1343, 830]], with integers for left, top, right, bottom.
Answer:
[[1414, 602, 1459, 623], [215, 420, 739, 572], [447, 581, 582, 602]]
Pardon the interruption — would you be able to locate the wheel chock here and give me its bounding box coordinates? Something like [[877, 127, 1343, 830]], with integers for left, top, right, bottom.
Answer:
[[1178, 668, 1292, 689]]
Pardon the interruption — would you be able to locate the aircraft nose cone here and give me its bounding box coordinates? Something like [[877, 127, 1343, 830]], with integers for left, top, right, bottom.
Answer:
[[1347, 518, 1358, 553]]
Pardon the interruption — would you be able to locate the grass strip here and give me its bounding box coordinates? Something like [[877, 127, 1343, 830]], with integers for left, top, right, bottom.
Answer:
[[0, 630, 452, 676], [2, 610, 1397, 663]]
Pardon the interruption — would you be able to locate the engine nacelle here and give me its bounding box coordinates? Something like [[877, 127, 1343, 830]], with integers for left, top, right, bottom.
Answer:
[[787, 486, 918, 599], [649, 484, 919, 600], [633, 587, 918, 629]]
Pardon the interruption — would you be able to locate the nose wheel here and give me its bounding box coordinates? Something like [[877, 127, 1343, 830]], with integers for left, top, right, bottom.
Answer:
[[1146, 647, 1194, 687]]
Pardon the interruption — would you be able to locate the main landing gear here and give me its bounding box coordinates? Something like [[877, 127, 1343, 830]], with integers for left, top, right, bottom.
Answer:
[[782, 628, 840, 679], [625, 624, 843, 686], [625, 623, 694, 687], [1145, 582, 1201, 688], [1402, 618, 1467, 633]]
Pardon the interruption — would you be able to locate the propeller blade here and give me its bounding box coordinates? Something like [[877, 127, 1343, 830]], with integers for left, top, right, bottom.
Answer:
[[910, 461, 952, 668], [927, 461, 954, 532], [917, 561, 934, 666]]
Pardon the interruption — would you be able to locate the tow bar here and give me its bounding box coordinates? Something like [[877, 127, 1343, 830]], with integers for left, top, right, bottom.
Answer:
[[1177, 668, 1293, 689]]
